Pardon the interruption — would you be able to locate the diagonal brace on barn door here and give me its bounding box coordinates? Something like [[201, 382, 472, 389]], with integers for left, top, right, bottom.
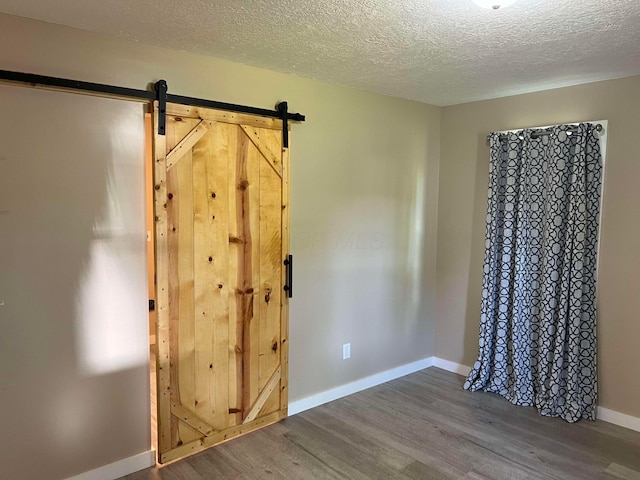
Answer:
[[243, 366, 282, 424], [170, 403, 216, 437], [166, 120, 215, 170], [239, 125, 283, 178]]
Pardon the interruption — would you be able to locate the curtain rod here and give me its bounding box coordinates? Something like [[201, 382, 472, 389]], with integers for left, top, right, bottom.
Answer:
[[487, 123, 603, 144]]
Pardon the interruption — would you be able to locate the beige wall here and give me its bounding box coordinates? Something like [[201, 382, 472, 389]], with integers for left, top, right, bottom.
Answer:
[[0, 13, 440, 479], [0, 86, 149, 480], [437, 76, 640, 418]]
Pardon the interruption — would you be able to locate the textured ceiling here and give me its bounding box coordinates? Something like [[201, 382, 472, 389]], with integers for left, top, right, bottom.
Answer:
[[1, 0, 640, 105]]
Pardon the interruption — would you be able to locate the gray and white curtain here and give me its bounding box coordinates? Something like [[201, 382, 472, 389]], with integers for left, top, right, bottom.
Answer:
[[464, 123, 603, 423]]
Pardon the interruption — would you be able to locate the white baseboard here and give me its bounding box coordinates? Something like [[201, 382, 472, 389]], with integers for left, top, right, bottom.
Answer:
[[431, 357, 640, 434], [432, 357, 472, 376], [64, 450, 155, 480], [597, 406, 640, 433], [288, 356, 435, 416]]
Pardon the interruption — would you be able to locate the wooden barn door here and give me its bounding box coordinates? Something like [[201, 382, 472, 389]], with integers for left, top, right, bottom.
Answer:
[[153, 103, 290, 463]]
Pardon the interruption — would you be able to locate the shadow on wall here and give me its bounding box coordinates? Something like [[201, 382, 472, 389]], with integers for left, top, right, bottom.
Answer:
[[0, 86, 149, 480], [462, 133, 493, 368]]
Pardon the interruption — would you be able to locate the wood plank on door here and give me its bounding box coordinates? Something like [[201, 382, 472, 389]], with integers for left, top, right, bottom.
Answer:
[[154, 104, 292, 463]]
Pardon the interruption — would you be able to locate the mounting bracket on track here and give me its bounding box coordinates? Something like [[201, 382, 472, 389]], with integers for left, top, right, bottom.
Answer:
[[155, 79, 168, 136], [277, 101, 289, 148]]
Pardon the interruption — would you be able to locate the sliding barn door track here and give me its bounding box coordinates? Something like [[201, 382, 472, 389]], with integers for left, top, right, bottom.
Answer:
[[0, 70, 304, 147]]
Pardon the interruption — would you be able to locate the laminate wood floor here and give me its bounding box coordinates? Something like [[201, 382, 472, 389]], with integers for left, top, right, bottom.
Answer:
[[125, 368, 640, 480]]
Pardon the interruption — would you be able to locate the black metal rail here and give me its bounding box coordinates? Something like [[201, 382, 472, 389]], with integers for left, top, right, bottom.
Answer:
[[0, 69, 305, 146]]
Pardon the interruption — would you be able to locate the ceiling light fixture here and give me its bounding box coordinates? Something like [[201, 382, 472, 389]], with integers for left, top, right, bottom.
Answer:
[[473, 0, 518, 9]]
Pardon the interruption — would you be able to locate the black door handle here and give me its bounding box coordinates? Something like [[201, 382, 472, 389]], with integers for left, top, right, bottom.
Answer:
[[283, 254, 293, 298]]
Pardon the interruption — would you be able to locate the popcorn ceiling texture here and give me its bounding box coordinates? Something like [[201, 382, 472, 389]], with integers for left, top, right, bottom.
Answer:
[[1, 0, 639, 105]]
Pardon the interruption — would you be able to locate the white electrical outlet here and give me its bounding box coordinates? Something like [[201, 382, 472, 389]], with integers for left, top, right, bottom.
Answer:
[[343, 343, 351, 360]]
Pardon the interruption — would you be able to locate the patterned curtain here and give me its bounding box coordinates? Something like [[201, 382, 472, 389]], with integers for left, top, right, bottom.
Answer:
[[464, 123, 603, 423]]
